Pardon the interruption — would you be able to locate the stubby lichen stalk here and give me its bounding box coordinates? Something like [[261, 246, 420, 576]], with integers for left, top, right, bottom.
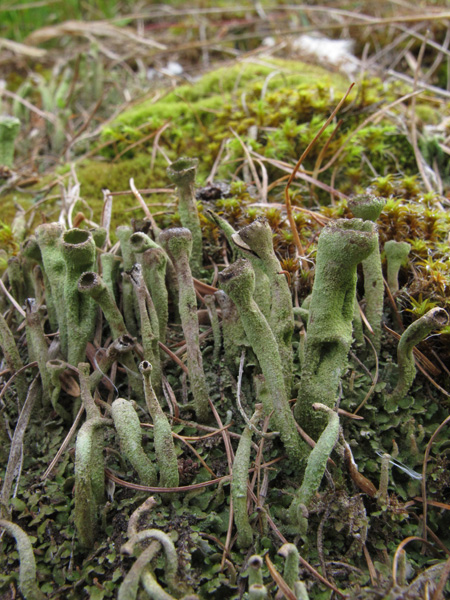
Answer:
[[219, 259, 306, 466], [232, 404, 263, 548], [387, 307, 448, 407], [0, 519, 45, 600], [348, 194, 386, 352], [288, 404, 340, 535], [167, 157, 203, 276], [111, 398, 157, 486], [384, 240, 411, 295], [159, 228, 210, 422], [25, 299, 50, 407], [235, 218, 294, 394], [0, 115, 20, 168], [294, 219, 376, 437], [140, 360, 179, 489], [61, 229, 97, 366]]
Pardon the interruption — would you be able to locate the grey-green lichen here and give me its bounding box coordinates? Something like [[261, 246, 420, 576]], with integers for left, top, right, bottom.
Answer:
[[288, 403, 340, 535], [218, 258, 306, 467], [0, 115, 20, 168], [167, 157, 203, 277], [386, 307, 448, 408], [0, 519, 45, 600], [295, 219, 377, 437], [234, 217, 294, 394], [384, 240, 411, 295], [159, 227, 210, 423], [111, 397, 157, 486], [139, 360, 179, 489], [348, 194, 386, 352], [231, 404, 262, 548]]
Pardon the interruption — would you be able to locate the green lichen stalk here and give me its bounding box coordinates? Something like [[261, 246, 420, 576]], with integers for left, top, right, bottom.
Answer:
[[129, 264, 162, 395], [206, 209, 271, 318], [288, 403, 340, 535], [111, 398, 157, 486], [25, 299, 50, 407], [348, 194, 386, 352], [122, 529, 188, 597], [384, 240, 411, 295], [88, 334, 136, 391], [61, 229, 97, 366], [167, 157, 203, 276], [294, 219, 376, 437], [218, 258, 306, 466], [214, 290, 247, 373], [386, 307, 448, 407], [159, 227, 210, 423], [0, 519, 45, 600], [35, 223, 67, 353], [278, 543, 300, 590], [0, 311, 28, 406], [116, 225, 138, 336], [78, 271, 128, 339], [232, 404, 263, 548], [131, 233, 169, 343], [234, 217, 294, 394], [140, 360, 179, 489], [74, 416, 109, 549], [22, 235, 57, 329], [46, 359, 71, 421], [0, 115, 20, 168]]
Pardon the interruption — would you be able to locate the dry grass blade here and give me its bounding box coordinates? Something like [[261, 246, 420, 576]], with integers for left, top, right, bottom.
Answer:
[[231, 128, 265, 201], [392, 536, 435, 585], [0, 37, 46, 57], [25, 19, 166, 49]]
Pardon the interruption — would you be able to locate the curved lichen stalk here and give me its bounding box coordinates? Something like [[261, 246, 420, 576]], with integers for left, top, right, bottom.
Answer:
[[295, 219, 376, 437], [218, 258, 306, 466], [384, 240, 411, 295], [386, 307, 448, 409], [278, 543, 300, 591], [232, 404, 263, 548], [288, 403, 340, 536], [111, 398, 157, 486], [0, 519, 45, 600], [122, 529, 190, 597], [140, 361, 179, 489], [167, 157, 203, 276]]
